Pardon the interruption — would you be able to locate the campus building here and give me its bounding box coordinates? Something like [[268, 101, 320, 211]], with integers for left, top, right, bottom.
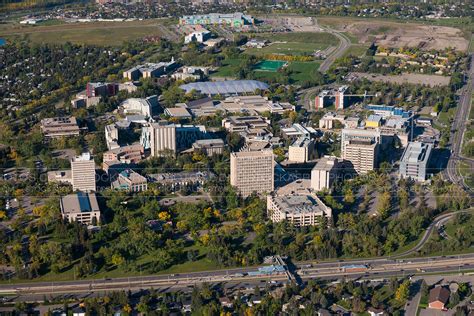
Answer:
[[121, 95, 158, 117], [179, 12, 254, 27], [288, 137, 315, 163], [315, 86, 348, 110], [111, 169, 148, 192], [41, 117, 81, 138], [71, 152, 96, 192], [184, 30, 211, 44], [399, 142, 433, 182], [341, 129, 381, 174], [123, 59, 177, 80], [311, 156, 339, 191], [192, 139, 225, 156], [230, 150, 274, 197], [267, 192, 332, 227], [141, 122, 208, 156], [60, 192, 100, 225], [86, 82, 118, 98], [180, 80, 269, 96]]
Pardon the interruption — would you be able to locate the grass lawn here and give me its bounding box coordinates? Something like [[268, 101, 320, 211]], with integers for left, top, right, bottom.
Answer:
[[244, 32, 338, 57], [458, 161, 474, 190], [343, 44, 369, 58], [246, 41, 329, 56], [210, 58, 241, 78], [0, 19, 171, 46], [252, 61, 321, 85], [437, 107, 456, 125]]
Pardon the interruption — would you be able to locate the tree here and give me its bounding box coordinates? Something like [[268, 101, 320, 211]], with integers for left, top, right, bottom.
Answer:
[[449, 291, 460, 307], [395, 280, 410, 303]]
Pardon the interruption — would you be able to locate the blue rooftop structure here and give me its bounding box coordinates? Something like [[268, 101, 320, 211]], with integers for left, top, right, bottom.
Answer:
[[180, 80, 269, 96], [77, 192, 92, 212], [366, 105, 411, 119]]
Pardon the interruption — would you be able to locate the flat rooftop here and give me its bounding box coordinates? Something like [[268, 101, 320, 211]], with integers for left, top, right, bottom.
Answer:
[[60, 192, 99, 214]]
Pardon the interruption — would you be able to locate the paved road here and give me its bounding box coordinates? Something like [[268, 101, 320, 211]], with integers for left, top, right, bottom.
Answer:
[[317, 20, 351, 73], [445, 52, 473, 194]]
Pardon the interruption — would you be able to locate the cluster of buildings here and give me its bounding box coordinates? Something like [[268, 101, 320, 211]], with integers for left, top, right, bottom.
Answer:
[[179, 12, 254, 27], [71, 81, 139, 109], [123, 58, 178, 81]]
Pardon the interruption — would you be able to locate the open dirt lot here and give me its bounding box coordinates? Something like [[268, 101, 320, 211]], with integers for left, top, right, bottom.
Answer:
[[349, 72, 451, 87], [318, 17, 468, 51]]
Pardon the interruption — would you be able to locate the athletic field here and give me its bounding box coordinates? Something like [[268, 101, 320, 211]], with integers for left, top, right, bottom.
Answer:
[[254, 60, 287, 72]]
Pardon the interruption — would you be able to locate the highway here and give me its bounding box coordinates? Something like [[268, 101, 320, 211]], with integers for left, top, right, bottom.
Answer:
[[1, 253, 474, 302], [445, 51, 473, 194]]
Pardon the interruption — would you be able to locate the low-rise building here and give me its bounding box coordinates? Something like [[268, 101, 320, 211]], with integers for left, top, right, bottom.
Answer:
[[365, 114, 383, 128], [105, 124, 120, 150], [123, 59, 177, 80], [311, 156, 339, 191], [111, 169, 147, 192], [148, 171, 214, 191], [47, 170, 72, 185], [121, 95, 158, 117], [267, 191, 332, 227], [288, 137, 315, 163], [60, 192, 100, 225], [399, 142, 432, 182], [41, 117, 81, 138], [165, 107, 192, 119], [184, 30, 211, 44], [222, 116, 272, 141], [192, 139, 225, 156], [219, 95, 293, 115], [103, 144, 145, 165], [319, 112, 345, 129], [281, 123, 317, 139], [172, 66, 210, 81], [428, 286, 450, 310]]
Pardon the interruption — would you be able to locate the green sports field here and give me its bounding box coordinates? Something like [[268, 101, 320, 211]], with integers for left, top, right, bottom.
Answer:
[[253, 60, 287, 71]]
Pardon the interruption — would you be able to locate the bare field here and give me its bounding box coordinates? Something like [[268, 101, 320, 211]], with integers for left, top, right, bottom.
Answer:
[[318, 17, 469, 51], [350, 72, 451, 87], [0, 18, 176, 45]]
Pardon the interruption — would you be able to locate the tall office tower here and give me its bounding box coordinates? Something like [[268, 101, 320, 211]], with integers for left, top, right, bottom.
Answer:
[[311, 156, 339, 191], [341, 128, 380, 174], [230, 150, 274, 197], [71, 152, 96, 192]]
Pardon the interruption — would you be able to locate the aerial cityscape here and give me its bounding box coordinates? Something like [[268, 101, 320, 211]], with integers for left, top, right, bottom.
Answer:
[[0, 0, 473, 315]]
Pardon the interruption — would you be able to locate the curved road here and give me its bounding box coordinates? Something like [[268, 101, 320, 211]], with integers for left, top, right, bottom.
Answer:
[[317, 21, 351, 73]]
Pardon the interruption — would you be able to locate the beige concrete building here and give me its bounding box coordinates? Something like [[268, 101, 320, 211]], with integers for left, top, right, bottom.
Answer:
[[311, 156, 339, 191], [71, 152, 96, 192], [341, 128, 380, 174], [47, 170, 72, 185], [60, 192, 100, 225], [192, 139, 225, 156], [41, 117, 81, 138], [267, 192, 332, 227], [288, 137, 315, 163], [230, 150, 274, 197], [343, 140, 377, 174]]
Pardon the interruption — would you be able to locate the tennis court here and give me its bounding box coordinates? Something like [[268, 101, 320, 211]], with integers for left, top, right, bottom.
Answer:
[[254, 60, 287, 72]]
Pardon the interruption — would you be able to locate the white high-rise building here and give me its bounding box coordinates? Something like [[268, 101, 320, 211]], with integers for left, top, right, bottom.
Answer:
[[230, 150, 274, 197], [71, 152, 96, 192], [311, 156, 339, 191]]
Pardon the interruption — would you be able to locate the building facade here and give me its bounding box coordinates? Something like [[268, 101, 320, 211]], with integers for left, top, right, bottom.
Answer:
[[112, 169, 148, 192], [288, 137, 315, 163], [60, 192, 100, 225], [311, 156, 339, 191], [230, 150, 274, 197], [267, 193, 332, 227], [71, 152, 96, 192]]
